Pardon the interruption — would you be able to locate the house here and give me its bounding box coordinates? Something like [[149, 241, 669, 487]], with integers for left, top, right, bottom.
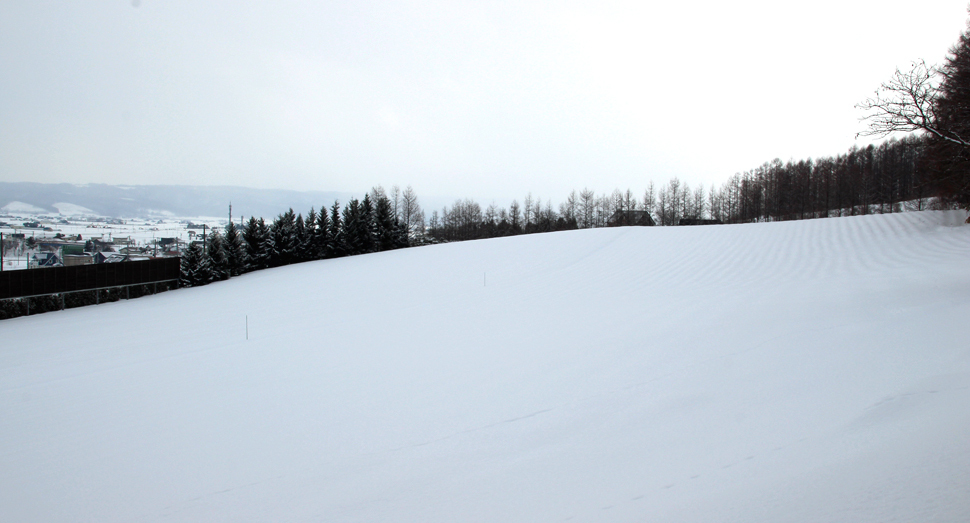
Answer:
[[678, 218, 722, 226], [93, 251, 127, 264], [608, 210, 656, 227], [37, 240, 66, 252], [90, 239, 115, 253], [63, 254, 94, 267], [31, 252, 62, 268], [156, 237, 185, 256], [61, 243, 86, 256]]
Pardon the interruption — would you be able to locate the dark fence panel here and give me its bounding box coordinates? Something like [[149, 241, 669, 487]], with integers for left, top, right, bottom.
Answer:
[[0, 258, 180, 299]]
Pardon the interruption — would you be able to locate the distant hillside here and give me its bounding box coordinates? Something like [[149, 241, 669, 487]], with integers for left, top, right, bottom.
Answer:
[[0, 182, 353, 220]]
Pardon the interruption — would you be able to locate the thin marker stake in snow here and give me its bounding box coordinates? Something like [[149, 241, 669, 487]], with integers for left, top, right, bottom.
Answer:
[[246, 315, 248, 340]]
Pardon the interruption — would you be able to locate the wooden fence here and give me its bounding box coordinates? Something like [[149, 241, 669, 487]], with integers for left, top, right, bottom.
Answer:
[[0, 257, 180, 300]]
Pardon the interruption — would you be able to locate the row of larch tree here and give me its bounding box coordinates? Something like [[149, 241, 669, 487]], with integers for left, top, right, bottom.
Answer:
[[426, 135, 935, 242]]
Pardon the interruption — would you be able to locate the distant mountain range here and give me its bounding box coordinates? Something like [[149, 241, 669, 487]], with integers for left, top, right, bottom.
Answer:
[[0, 182, 354, 220]]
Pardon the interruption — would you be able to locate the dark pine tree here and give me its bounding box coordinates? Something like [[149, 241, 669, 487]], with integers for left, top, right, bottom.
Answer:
[[314, 205, 331, 258], [294, 213, 308, 262], [329, 201, 345, 258], [256, 218, 275, 270], [179, 242, 211, 287], [360, 194, 376, 253], [206, 229, 230, 282], [926, 14, 970, 208], [302, 208, 318, 260], [341, 198, 363, 255], [242, 217, 262, 271], [271, 209, 298, 266], [392, 219, 410, 249], [373, 194, 397, 251], [179, 242, 200, 287], [224, 221, 247, 276]]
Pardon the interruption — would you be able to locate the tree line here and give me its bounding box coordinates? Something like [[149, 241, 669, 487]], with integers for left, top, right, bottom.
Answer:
[[709, 135, 933, 224], [181, 131, 947, 288], [427, 136, 939, 242], [179, 186, 422, 287]]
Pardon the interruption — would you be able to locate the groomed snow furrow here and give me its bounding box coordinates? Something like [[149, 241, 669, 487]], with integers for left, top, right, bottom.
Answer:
[[2, 211, 969, 523]]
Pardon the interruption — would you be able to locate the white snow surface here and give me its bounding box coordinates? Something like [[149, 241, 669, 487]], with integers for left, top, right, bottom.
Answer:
[[1, 201, 48, 214], [2, 211, 970, 522], [51, 202, 96, 216]]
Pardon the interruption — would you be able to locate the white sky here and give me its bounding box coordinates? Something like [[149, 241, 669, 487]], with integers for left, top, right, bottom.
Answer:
[[1, 1, 968, 203]]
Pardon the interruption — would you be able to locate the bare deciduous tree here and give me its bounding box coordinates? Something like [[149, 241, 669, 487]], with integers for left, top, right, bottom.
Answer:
[[642, 181, 655, 217], [579, 188, 595, 228], [508, 200, 521, 230], [401, 185, 423, 236], [559, 190, 578, 222], [390, 185, 401, 219], [523, 193, 534, 226], [857, 60, 970, 148]]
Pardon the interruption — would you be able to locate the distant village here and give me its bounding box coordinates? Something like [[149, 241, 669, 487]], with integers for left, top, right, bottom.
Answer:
[[0, 213, 220, 271]]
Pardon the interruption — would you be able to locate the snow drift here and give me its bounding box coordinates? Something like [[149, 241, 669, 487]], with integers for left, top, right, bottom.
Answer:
[[2, 211, 969, 522]]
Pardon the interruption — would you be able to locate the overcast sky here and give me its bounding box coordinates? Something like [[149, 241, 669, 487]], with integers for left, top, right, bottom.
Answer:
[[1, 1, 968, 203]]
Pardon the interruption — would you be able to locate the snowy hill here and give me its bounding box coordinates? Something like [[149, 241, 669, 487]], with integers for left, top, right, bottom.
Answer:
[[2, 211, 970, 522], [0, 182, 352, 219]]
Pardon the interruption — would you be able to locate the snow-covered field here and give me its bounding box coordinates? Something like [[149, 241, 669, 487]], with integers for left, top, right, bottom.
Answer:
[[2, 211, 969, 522]]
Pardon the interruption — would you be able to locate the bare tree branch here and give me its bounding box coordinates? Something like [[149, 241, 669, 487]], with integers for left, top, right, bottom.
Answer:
[[856, 60, 970, 148]]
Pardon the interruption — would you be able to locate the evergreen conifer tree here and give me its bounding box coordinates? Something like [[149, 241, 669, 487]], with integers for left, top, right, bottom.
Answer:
[[256, 218, 275, 270], [294, 213, 308, 262], [242, 217, 262, 271], [928, 16, 970, 206], [329, 201, 345, 257], [373, 194, 397, 251], [302, 208, 318, 260], [314, 206, 331, 258], [392, 219, 410, 249], [206, 229, 230, 281], [271, 209, 298, 266], [342, 198, 362, 255], [179, 242, 201, 287], [179, 242, 211, 287], [197, 238, 215, 286], [360, 194, 376, 253], [224, 221, 247, 276]]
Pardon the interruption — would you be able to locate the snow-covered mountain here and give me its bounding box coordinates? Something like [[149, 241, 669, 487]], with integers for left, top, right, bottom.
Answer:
[[2, 211, 969, 522], [0, 182, 352, 220]]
